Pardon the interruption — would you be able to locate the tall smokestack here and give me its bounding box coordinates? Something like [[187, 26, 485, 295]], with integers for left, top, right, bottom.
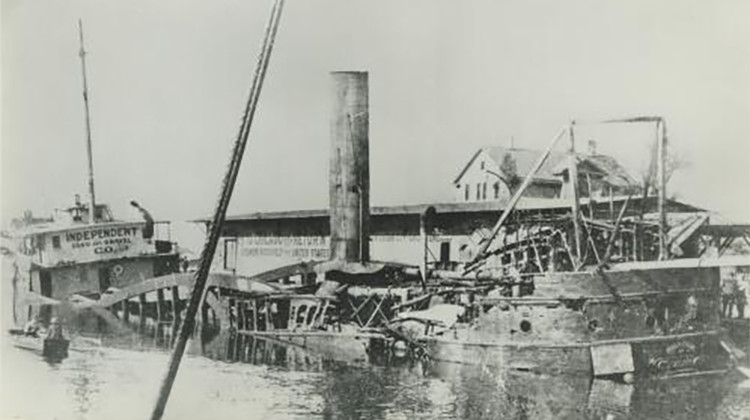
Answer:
[[329, 71, 370, 262]]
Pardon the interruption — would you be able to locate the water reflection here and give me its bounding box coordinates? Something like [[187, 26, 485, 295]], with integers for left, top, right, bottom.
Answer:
[[207, 332, 747, 420], [2, 325, 749, 420]]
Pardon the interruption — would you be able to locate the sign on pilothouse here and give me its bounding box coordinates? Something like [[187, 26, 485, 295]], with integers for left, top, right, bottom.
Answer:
[[47, 222, 152, 264]]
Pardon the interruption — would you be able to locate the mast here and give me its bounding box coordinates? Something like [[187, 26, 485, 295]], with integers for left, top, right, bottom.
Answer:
[[657, 118, 668, 260], [568, 122, 582, 266], [78, 19, 97, 223]]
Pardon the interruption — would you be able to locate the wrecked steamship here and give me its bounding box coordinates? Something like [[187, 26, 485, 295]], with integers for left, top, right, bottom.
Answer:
[[3, 21, 182, 333], [203, 72, 747, 380]]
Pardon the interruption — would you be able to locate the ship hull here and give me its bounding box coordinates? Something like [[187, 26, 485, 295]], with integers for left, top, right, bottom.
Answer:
[[417, 263, 733, 378], [423, 330, 729, 378]]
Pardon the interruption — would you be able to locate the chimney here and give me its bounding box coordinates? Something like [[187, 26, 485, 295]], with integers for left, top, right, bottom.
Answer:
[[587, 139, 597, 156], [329, 71, 370, 262]]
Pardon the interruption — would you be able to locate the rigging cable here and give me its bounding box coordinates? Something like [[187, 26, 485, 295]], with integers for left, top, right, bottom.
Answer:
[[149, 1, 285, 418]]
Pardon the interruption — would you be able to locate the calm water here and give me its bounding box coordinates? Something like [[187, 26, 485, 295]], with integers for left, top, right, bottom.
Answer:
[[1, 330, 749, 420]]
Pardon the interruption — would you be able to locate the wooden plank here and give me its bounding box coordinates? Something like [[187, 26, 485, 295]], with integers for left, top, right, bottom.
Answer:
[[346, 297, 366, 326], [238, 300, 246, 331], [265, 299, 274, 331], [156, 289, 165, 322], [314, 300, 329, 328], [138, 293, 147, 330], [591, 343, 634, 376], [123, 299, 130, 324], [171, 286, 180, 324], [228, 298, 236, 330], [252, 300, 258, 332]]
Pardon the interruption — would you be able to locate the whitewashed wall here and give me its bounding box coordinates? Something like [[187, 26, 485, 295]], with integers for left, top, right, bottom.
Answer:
[[215, 234, 480, 277], [453, 151, 510, 203]]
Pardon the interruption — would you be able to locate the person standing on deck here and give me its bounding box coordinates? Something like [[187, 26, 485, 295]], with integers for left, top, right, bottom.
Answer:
[[735, 286, 746, 319], [722, 273, 737, 318], [46, 317, 64, 340], [130, 200, 154, 239]]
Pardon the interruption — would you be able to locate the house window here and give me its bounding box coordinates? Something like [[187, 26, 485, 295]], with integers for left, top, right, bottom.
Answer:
[[52, 236, 61, 249], [464, 184, 470, 201], [482, 183, 487, 200], [476, 183, 481, 200], [494, 182, 500, 199], [481, 161, 485, 170]]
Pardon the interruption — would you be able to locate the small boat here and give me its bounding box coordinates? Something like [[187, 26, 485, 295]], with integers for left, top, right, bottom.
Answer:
[[7, 329, 70, 361]]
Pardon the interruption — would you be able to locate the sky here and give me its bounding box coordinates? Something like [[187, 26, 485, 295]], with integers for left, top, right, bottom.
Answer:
[[2, 0, 749, 240]]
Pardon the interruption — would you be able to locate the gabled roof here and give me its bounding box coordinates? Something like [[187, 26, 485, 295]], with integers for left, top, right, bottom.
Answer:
[[453, 146, 638, 188], [452, 149, 484, 184], [453, 146, 569, 184]]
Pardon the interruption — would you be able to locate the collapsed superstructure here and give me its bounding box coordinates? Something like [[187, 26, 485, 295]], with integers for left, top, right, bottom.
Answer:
[[204, 72, 748, 381]]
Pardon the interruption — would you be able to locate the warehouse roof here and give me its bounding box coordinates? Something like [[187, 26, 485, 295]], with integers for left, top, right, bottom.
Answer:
[[195, 196, 702, 223]]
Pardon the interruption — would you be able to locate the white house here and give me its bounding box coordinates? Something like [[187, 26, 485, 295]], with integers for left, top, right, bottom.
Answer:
[[453, 143, 640, 203]]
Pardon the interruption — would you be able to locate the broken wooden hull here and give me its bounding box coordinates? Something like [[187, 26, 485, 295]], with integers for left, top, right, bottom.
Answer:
[[215, 259, 739, 378], [234, 330, 381, 365], [422, 330, 728, 377], [417, 264, 732, 378]]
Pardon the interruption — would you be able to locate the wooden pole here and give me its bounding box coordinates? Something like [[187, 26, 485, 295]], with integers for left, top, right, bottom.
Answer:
[[149, 1, 285, 418], [170, 287, 180, 346], [77, 20, 97, 222], [238, 301, 246, 331], [156, 289, 165, 322], [265, 300, 273, 331], [252, 300, 258, 332], [139, 293, 147, 331], [123, 299, 130, 324], [171, 286, 180, 324], [419, 211, 429, 289], [229, 299, 236, 330], [657, 119, 668, 260], [568, 123, 583, 267], [602, 195, 632, 264]]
